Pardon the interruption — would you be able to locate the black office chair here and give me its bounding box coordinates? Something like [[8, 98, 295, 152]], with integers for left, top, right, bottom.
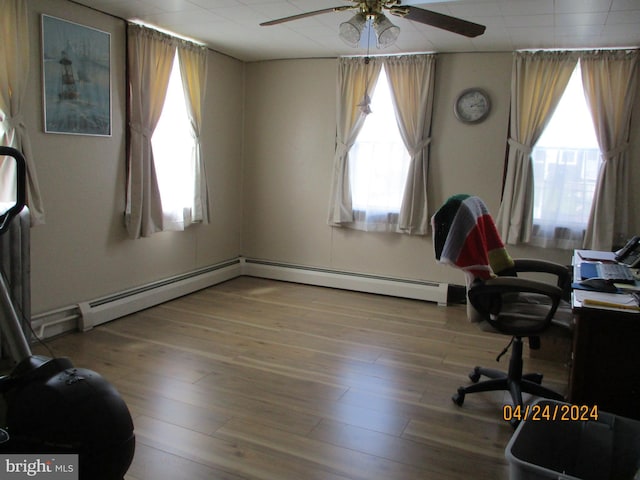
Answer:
[[432, 194, 569, 413]]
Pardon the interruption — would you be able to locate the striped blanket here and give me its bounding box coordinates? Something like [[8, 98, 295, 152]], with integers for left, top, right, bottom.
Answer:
[[432, 194, 514, 280]]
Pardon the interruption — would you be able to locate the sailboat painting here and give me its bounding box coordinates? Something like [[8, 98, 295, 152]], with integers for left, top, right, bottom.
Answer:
[[42, 15, 111, 136]]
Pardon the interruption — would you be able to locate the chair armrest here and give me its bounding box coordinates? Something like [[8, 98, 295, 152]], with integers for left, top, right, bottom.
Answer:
[[468, 277, 563, 335], [512, 258, 571, 292], [479, 276, 563, 299]]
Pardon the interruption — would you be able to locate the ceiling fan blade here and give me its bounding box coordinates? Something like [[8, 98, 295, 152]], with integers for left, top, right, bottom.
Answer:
[[260, 6, 353, 26], [400, 7, 485, 37]]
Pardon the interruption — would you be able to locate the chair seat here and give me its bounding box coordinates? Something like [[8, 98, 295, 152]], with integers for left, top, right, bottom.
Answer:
[[472, 296, 573, 335]]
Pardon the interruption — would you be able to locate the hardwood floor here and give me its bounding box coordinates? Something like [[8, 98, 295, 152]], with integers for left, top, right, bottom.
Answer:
[[33, 277, 570, 480]]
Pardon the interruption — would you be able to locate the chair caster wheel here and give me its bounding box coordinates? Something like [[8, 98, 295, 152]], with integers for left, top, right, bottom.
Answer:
[[469, 367, 481, 383], [452, 388, 465, 406]]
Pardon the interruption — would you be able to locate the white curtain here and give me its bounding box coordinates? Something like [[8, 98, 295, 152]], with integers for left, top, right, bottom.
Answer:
[[581, 49, 639, 250], [328, 56, 382, 226], [177, 41, 209, 226], [125, 24, 176, 238], [385, 54, 436, 235], [496, 51, 578, 244], [0, 0, 45, 224]]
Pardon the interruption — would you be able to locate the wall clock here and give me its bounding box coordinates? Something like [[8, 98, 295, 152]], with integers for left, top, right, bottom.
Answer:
[[454, 88, 491, 124]]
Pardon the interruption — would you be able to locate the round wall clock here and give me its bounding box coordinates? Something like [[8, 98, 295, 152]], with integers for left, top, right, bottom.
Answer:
[[454, 88, 491, 124]]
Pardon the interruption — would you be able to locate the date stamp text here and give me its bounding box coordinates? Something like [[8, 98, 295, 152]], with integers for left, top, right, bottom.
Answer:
[[503, 403, 598, 422]]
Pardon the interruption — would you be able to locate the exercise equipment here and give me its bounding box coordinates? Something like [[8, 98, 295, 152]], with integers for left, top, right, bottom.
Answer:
[[0, 146, 135, 479]]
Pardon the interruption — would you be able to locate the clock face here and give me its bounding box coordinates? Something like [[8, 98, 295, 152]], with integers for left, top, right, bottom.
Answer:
[[454, 88, 491, 124]]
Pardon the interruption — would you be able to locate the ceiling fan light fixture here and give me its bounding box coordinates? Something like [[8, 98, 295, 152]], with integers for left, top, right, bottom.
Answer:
[[373, 14, 399, 48], [339, 13, 367, 47]]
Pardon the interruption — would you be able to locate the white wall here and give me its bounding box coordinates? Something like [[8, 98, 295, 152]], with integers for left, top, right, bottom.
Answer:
[[242, 53, 634, 287], [242, 59, 336, 267], [24, 0, 244, 314]]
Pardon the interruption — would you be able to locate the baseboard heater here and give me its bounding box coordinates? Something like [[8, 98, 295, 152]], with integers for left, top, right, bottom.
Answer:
[[35, 256, 448, 339], [240, 258, 448, 306], [77, 258, 242, 331]]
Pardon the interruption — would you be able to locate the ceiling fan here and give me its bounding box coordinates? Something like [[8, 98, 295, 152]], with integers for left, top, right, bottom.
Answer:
[[260, 0, 486, 48]]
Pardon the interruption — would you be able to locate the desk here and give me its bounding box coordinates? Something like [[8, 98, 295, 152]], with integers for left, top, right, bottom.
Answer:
[[570, 251, 640, 420]]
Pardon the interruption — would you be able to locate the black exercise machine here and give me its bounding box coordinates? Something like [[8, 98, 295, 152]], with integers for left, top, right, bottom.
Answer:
[[0, 146, 135, 479]]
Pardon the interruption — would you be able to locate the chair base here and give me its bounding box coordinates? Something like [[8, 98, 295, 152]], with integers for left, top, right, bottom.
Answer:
[[451, 337, 564, 414]]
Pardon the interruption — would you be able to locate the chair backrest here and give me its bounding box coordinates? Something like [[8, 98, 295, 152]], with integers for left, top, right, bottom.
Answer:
[[432, 194, 514, 281], [432, 195, 563, 335]]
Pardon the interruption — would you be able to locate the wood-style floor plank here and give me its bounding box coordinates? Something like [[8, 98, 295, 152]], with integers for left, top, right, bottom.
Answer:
[[32, 277, 571, 480]]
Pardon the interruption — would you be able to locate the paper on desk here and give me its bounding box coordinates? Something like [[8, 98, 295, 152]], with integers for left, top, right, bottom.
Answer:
[[574, 290, 640, 313], [576, 249, 616, 262]]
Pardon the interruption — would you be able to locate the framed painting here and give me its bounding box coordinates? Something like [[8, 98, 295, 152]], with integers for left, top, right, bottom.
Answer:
[[41, 15, 111, 136]]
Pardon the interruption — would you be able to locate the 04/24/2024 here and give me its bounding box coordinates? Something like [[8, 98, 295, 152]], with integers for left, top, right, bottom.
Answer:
[[503, 403, 599, 422]]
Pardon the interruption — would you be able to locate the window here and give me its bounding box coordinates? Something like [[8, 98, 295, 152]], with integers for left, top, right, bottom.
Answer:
[[530, 62, 600, 249], [151, 52, 195, 231], [329, 54, 434, 234], [348, 66, 411, 231]]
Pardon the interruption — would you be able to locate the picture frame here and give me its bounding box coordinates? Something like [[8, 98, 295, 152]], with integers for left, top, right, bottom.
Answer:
[[41, 15, 111, 136]]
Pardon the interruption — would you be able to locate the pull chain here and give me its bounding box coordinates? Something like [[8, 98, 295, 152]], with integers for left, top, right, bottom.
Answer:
[[359, 18, 373, 115]]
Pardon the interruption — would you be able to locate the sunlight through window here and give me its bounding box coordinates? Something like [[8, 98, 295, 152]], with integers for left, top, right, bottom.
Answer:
[[151, 52, 195, 230], [349, 66, 410, 215], [531, 63, 600, 248]]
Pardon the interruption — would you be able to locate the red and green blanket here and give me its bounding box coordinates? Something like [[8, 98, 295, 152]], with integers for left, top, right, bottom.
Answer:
[[432, 194, 514, 280]]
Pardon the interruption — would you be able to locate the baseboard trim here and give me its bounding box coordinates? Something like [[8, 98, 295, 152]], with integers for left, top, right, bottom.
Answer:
[[240, 258, 448, 305], [77, 258, 242, 331], [32, 256, 449, 340]]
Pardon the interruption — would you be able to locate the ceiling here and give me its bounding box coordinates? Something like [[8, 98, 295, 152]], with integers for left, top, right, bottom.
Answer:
[[71, 0, 640, 62]]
